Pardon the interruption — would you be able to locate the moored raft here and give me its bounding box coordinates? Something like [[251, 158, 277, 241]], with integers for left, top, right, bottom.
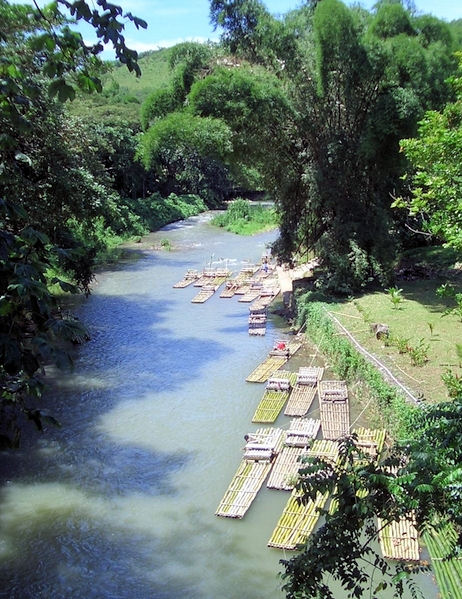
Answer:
[[252, 372, 298, 423], [319, 380, 350, 440], [423, 523, 462, 598], [378, 513, 420, 561], [328, 428, 387, 516], [238, 281, 263, 303], [267, 489, 330, 549], [191, 284, 219, 303], [284, 367, 324, 416], [354, 427, 387, 460], [246, 340, 302, 383], [173, 269, 200, 288], [194, 267, 231, 287], [220, 266, 257, 298], [215, 428, 285, 519], [376, 464, 420, 562], [268, 439, 339, 548], [266, 420, 323, 491]]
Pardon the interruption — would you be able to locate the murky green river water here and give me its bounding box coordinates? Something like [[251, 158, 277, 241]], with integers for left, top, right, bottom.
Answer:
[[0, 214, 438, 598]]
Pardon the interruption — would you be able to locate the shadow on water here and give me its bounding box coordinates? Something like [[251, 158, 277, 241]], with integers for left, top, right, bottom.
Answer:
[[0, 218, 439, 599]]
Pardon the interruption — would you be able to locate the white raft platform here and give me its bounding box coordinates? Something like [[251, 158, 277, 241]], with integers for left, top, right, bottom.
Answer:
[[215, 428, 285, 519], [266, 419, 322, 490], [284, 367, 324, 416]]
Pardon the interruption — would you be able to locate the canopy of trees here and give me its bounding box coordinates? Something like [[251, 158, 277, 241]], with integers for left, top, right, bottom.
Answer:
[[396, 54, 462, 250], [203, 0, 458, 292], [0, 0, 148, 445]]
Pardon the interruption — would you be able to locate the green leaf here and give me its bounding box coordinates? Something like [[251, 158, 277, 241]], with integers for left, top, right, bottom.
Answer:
[[48, 78, 76, 102]]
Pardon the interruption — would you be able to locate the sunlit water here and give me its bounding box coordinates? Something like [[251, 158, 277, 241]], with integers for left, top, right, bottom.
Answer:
[[0, 215, 438, 598]]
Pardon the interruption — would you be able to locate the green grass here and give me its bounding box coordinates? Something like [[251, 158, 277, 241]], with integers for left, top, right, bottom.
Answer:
[[68, 48, 173, 123], [211, 199, 278, 235], [330, 277, 462, 404]]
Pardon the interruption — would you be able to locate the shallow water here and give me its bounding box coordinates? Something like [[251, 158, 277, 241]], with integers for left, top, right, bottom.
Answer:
[[0, 215, 438, 598]]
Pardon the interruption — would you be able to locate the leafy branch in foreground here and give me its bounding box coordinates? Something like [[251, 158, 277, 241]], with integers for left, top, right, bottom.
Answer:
[[0, 0, 145, 446], [281, 405, 462, 599], [0, 200, 89, 447]]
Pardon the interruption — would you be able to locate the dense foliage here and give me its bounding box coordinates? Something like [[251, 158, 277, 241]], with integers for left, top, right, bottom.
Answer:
[[211, 198, 278, 234], [0, 0, 150, 445], [205, 0, 458, 293], [396, 54, 462, 250]]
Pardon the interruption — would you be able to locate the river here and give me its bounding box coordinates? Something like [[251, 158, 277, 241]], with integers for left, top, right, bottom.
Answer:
[[0, 214, 437, 598]]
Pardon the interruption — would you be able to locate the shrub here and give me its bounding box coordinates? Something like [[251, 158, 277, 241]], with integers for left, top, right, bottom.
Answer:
[[407, 338, 429, 367]]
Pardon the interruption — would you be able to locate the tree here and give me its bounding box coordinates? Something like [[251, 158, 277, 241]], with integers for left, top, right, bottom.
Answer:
[[138, 111, 233, 206], [208, 0, 457, 292], [395, 54, 462, 250], [141, 42, 214, 131], [0, 0, 144, 445], [281, 396, 462, 598]]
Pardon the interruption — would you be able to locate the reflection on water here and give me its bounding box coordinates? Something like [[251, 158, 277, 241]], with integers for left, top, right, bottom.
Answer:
[[0, 215, 437, 598]]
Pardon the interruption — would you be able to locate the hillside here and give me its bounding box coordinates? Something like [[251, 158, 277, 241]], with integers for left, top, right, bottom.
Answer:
[[68, 48, 173, 124]]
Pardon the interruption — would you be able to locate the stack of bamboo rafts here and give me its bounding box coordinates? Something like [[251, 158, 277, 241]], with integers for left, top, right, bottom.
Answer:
[[267, 419, 321, 490], [252, 372, 298, 423], [172, 269, 200, 288], [284, 367, 324, 416], [267, 439, 339, 549], [215, 428, 285, 519], [246, 340, 302, 383], [248, 305, 267, 336], [318, 380, 350, 440]]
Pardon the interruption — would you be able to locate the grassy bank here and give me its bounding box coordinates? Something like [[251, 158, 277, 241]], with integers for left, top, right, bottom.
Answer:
[[295, 299, 418, 438], [211, 198, 278, 235], [323, 277, 462, 405]]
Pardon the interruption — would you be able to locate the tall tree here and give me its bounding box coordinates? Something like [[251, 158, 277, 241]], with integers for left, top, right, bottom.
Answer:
[[395, 54, 462, 250], [208, 0, 457, 292]]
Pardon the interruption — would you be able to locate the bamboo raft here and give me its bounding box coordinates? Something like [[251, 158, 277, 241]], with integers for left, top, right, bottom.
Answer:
[[266, 420, 323, 490], [215, 428, 285, 519], [191, 284, 219, 303], [378, 513, 420, 561], [193, 271, 213, 287], [328, 428, 387, 516], [248, 313, 267, 336], [238, 281, 263, 303], [319, 380, 350, 440], [220, 279, 240, 298], [246, 340, 302, 383], [220, 266, 257, 298], [423, 523, 462, 599], [267, 489, 330, 549], [268, 439, 339, 548], [354, 427, 387, 460], [193, 268, 232, 287], [252, 372, 298, 423], [173, 269, 200, 288], [284, 367, 324, 416]]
